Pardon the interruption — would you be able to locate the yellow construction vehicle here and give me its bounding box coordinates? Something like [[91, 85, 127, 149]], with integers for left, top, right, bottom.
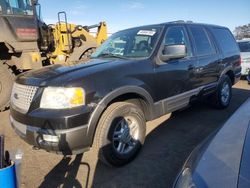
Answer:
[[44, 12, 108, 64], [0, 0, 108, 110]]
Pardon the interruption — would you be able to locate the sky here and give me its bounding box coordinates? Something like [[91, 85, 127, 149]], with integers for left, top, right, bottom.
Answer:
[[39, 0, 250, 34]]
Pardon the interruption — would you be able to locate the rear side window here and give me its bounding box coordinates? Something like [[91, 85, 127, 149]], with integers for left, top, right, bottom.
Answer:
[[211, 28, 239, 54], [189, 26, 215, 56]]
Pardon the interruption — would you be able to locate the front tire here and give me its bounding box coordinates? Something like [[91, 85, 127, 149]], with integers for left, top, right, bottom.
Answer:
[[0, 62, 15, 111], [211, 75, 232, 109], [94, 102, 146, 166]]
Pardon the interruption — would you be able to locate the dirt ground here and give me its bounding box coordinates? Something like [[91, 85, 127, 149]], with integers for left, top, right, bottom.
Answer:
[[0, 80, 249, 188]]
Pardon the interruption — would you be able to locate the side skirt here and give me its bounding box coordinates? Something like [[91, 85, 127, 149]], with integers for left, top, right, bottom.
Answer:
[[152, 82, 218, 118]]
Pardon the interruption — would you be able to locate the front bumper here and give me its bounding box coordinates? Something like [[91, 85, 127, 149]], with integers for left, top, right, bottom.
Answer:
[[10, 106, 94, 155]]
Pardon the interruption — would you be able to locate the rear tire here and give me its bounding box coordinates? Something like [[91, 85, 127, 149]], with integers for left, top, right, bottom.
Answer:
[[211, 75, 232, 109], [94, 102, 146, 166], [0, 61, 15, 111]]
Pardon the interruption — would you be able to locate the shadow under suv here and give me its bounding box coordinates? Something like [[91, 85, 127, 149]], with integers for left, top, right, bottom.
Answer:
[[10, 21, 241, 166]]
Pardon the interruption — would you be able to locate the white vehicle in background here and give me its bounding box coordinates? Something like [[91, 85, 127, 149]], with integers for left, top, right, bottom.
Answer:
[[237, 39, 250, 76]]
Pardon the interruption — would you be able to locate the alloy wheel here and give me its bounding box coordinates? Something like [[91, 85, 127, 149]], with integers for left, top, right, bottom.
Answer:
[[112, 116, 139, 154], [221, 82, 230, 105]]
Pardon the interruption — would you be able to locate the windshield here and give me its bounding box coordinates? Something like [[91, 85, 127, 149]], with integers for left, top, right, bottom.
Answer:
[[91, 26, 163, 59], [238, 41, 250, 52], [0, 0, 34, 15]]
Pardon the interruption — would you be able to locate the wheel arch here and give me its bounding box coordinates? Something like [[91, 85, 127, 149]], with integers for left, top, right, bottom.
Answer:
[[101, 86, 153, 119], [220, 66, 235, 85], [87, 86, 155, 146], [225, 70, 235, 85]]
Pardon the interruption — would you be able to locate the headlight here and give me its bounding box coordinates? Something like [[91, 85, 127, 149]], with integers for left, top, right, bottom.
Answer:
[[40, 87, 85, 109], [174, 168, 196, 188]]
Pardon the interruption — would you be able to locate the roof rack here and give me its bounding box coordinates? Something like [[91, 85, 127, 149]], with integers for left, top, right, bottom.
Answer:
[[170, 20, 194, 24], [171, 20, 185, 23]]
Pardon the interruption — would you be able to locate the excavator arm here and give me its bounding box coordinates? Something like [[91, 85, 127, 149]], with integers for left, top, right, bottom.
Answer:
[[84, 22, 108, 45]]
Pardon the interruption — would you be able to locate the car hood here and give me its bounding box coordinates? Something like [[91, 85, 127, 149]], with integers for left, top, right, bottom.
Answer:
[[189, 98, 250, 188], [16, 58, 128, 86]]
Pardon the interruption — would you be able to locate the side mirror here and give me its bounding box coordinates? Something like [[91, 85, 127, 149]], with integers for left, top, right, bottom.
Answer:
[[160, 44, 187, 61]]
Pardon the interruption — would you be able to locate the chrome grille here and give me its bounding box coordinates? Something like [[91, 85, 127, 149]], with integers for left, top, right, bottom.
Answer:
[[11, 83, 38, 113]]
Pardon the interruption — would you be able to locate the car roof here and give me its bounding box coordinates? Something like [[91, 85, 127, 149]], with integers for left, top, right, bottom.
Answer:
[[119, 21, 228, 32], [162, 20, 227, 28]]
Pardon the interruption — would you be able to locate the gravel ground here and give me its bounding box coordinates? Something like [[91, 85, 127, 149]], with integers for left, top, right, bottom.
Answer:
[[0, 80, 249, 188]]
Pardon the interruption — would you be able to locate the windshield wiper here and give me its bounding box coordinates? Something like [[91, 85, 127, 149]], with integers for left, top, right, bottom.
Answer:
[[96, 53, 127, 59]]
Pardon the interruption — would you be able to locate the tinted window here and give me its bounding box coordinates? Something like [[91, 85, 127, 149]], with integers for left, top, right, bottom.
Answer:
[[238, 41, 250, 52], [164, 26, 191, 56], [211, 28, 239, 54], [190, 26, 215, 56]]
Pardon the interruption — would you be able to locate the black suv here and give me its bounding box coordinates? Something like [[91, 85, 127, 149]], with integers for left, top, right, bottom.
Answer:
[[10, 21, 241, 166]]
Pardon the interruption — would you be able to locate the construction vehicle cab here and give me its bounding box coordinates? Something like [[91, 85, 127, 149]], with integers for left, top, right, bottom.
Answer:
[[0, 0, 108, 111]]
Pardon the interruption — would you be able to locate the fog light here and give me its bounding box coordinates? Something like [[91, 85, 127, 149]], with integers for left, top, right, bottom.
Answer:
[[43, 135, 59, 143]]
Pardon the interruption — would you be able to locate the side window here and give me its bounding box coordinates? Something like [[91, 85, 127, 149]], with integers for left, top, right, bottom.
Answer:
[[211, 28, 239, 54], [9, 0, 22, 13], [164, 26, 191, 56], [0, 0, 10, 14], [1, 0, 33, 15], [8, 0, 18, 8], [189, 26, 216, 56]]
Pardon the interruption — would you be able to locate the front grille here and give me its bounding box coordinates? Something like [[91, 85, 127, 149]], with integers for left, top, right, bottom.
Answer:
[[11, 83, 38, 113]]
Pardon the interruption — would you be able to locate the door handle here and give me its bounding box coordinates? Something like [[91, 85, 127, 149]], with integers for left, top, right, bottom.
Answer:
[[196, 67, 204, 72]]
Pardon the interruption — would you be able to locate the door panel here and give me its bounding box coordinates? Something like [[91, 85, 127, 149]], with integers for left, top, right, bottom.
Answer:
[[195, 55, 220, 86], [154, 25, 198, 101], [154, 57, 198, 101], [188, 26, 220, 87]]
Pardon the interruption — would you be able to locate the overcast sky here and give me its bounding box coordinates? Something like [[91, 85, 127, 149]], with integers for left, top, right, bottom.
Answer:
[[40, 0, 250, 33]]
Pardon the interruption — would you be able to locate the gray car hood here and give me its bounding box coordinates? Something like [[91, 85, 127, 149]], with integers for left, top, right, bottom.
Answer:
[[192, 98, 250, 188]]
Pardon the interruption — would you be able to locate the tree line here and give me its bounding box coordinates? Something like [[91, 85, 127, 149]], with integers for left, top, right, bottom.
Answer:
[[234, 23, 250, 40]]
